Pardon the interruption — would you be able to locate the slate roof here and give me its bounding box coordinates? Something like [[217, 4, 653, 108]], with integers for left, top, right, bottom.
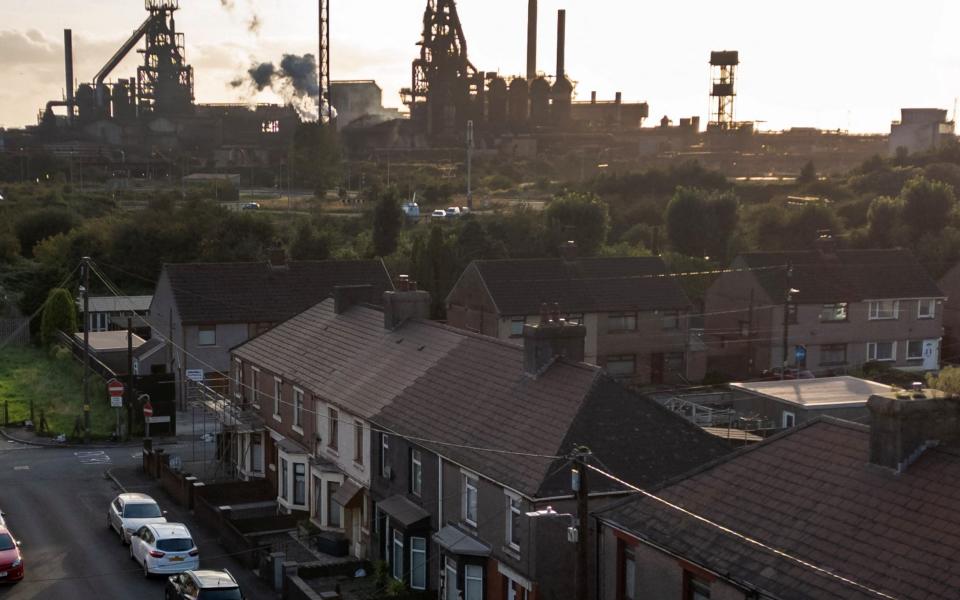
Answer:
[[233, 299, 729, 498], [597, 418, 960, 600], [737, 249, 943, 304], [466, 257, 692, 315], [161, 260, 392, 324]]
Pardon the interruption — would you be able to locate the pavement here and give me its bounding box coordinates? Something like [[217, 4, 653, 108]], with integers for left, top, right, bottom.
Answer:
[[0, 426, 278, 599]]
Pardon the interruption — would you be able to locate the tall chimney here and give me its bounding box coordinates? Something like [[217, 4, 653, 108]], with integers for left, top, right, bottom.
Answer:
[[523, 304, 585, 377], [556, 9, 566, 80], [64, 29, 74, 125], [867, 393, 960, 473], [383, 283, 431, 330], [526, 0, 538, 80]]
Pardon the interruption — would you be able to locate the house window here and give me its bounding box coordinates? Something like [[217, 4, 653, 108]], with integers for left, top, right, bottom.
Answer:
[[293, 463, 306, 505], [327, 481, 342, 528], [565, 313, 584, 325], [661, 310, 680, 330], [251, 368, 260, 407], [867, 341, 897, 362], [354, 420, 364, 465], [410, 449, 422, 496], [293, 388, 304, 429], [820, 303, 848, 322], [462, 472, 479, 526], [392, 531, 404, 580], [820, 344, 847, 366], [89, 312, 109, 332], [273, 379, 282, 418], [918, 299, 936, 319], [464, 564, 483, 600], [410, 536, 427, 590], [684, 572, 711, 600], [786, 303, 798, 325], [328, 408, 339, 450], [869, 300, 899, 320], [605, 355, 636, 376], [380, 433, 390, 478], [619, 543, 636, 600], [280, 458, 289, 500], [509, 317, 526, 337], [233, 359, 243, 400], [198, 325, 217, 346], [250, 434, 263, 472], [506, 494, 521, 551], [782, 411, 796, 428], [445, 557, 458, 600], [607, 312, 637, 332], [907, 340, 924, 360]]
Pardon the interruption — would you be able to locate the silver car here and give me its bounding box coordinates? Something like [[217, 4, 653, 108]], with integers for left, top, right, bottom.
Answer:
[[129, 522, 199, 577], [107, 493, 167, 544]]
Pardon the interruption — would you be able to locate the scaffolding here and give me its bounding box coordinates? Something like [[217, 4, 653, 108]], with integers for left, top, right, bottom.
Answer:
[[709, 50, 738, 130]]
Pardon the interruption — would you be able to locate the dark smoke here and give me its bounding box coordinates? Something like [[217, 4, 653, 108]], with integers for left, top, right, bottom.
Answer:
[[278, 54, 319, 98], [234, 54, 319, 120], [247, 62, 277, 91]]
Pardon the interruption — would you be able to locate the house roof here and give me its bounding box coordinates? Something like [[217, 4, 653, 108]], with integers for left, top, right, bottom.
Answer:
[[233, 299, 730, 498], [730, 376, 893, 409], [160, 260, 392, 325], [463, 257, 692, 316], [597, 418, 960, 600], [80, 295, 153, 313], [736, 249, 943, 304]]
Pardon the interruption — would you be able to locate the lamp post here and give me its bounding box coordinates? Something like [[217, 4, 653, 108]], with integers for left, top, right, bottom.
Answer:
[[781, 262, 798, 380]]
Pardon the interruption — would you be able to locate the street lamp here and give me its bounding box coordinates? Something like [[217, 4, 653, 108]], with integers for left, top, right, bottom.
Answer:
[[525, 506, 579, 543]]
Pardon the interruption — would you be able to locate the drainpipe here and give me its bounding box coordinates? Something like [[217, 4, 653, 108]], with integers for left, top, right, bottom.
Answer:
[[437, 454, 443, 525]]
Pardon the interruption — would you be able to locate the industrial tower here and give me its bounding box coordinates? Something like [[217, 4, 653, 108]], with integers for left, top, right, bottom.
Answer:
[[319, 0, 330, 122], [709, 50, 738, 130]]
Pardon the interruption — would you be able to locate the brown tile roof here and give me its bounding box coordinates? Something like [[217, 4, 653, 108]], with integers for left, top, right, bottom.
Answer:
[[234, 299, 729, 497], [466, 257, 692, 316], [737, 249, 943, 304], [163, 260, 393, 324], [597, 418, 960, 599]]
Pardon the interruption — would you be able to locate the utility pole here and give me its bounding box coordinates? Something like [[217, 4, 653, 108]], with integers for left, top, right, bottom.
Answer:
[[572, 446, 591, 600], [466, 120, 474, 210], [126, 317, 134, 441], [746, 287, 754, 376], [781, 262, 794, 381], [81, 256, 91, 443]]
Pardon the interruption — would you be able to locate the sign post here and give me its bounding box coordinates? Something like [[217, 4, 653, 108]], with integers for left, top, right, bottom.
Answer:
[[107, 379, 124, 439], [141, 394, 153, 439]]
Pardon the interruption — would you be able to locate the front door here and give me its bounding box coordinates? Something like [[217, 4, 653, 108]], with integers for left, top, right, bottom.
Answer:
[[650, 354, 664, 384], [923, 339, 940, 370], [352, 507, 362, 557]]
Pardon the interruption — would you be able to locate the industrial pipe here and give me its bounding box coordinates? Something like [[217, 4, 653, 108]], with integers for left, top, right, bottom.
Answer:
[[526, 0, 537, 80]]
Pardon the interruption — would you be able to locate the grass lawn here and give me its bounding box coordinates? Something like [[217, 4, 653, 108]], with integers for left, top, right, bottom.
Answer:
[[0, 345, 116, 439]]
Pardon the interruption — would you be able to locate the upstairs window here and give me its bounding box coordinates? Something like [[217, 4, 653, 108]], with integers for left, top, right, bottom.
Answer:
[[328, 407, 339, 450], [607, 312, 637, 332], [918, 299, 936, 319], [605, 355, 636, 377], [820, 303, 848, 322], [869, 300, 899, 320], [506, 493, 521, 551], [462, 472, 479, 526], [661, 310, 680, 330], [509, 317, 526, 337], [198, 325, 216, 346], [410, 449, 422, 496], [273, 378, 282, 418], [354, 420, 364, 465], [293, 388, 303, 429], [380, 433, 390, 478]]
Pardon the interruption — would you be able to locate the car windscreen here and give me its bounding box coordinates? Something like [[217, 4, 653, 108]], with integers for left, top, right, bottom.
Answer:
[[198, 588, 243, 600], [123, 503, 161, 518], [156, 538, 194, 552], [0, 533, 15, 551]]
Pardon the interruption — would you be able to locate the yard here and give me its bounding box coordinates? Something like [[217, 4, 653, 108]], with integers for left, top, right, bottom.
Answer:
[[0, 344, 116, 439]]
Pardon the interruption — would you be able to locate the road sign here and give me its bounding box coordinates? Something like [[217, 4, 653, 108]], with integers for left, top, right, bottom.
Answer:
[[143, 401, 154, 418], [107, 379, 124, 397], [110, 396, 123, 408], [185, 369, 204, 382], [795, 345, 807, 364]]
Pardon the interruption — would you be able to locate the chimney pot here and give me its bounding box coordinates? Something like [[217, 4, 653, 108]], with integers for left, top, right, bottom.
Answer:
[[590, 91, 596, 104], [615, 91, 622, 104]]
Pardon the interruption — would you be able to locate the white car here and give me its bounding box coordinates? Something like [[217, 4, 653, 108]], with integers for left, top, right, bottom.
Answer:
[[129, 522, 199, 577], [431, 209, 447, 220], [107, 493, 167, 544], [445, 206, 461, 218]]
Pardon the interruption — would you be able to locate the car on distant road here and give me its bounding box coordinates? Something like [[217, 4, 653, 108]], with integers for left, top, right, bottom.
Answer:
[[445, 206, 461, 218], [0, 525, 23, 582], [431, 209, 447, 220], [107, 493, 167, 544], [165, 569, 244, 600], [241, 202, 260, 210], [129, 523, 198, 578]]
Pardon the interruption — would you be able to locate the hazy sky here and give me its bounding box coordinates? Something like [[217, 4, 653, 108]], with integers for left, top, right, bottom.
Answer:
[[2, 0, 959, 132]]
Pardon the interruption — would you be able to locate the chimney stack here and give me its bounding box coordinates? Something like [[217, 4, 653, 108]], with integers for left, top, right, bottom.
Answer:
[[268, 245, 287, 269], [64, 29, 74, 125], [526, 0, 538, 80], [590, 91, 596, 104], [867, 393, 960, 473], [523, 303, 586, 377], [383, 276, 431, 329], [333, 284, 373, 314], [556, 9, 566, 80]]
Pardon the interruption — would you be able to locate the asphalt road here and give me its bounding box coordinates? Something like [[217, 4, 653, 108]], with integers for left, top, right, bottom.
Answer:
[[0, 437, 276, 599]]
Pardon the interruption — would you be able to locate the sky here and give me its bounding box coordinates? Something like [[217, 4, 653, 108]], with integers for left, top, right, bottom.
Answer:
[[2, 0, 960, 132]]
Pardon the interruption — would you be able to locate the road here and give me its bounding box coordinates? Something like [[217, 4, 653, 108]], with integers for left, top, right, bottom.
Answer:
[[0, 437, 275, 599]]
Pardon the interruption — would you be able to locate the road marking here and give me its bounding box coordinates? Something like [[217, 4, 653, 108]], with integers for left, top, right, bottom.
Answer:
[[13, 465, 29, 470], [74, 451, 112, 464]]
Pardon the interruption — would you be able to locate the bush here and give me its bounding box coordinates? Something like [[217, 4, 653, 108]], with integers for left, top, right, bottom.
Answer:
[[40, 288, 77, 346], [15, 207, 78, 257]]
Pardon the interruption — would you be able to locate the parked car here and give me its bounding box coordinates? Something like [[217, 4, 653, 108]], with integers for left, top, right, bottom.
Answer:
[[0, 525, 23, 582], [165, 569, 244, 600], [241, 202, 260, 210], [0, 507, 6, 526], [445, 206, 461, 218], [107, 493, 167, 544], [430, 209, 447, 220], [129, 523, 198, 577]]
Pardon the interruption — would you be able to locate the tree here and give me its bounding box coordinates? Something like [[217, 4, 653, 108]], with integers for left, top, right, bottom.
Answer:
[[40, 287, 77, 346], [410, 225, 455, 318], [866, 196, 906, 247], [544, 191, 610, 255], [289, 122, 342, 196], [664, 187, 739, 258], [926, 366, 960, 395], [372, 188, 404, 257], [15, 208, 78, 257], [899, 176, 955, 236], [290, 221, 331, 260], [798, 160, 817, 185]]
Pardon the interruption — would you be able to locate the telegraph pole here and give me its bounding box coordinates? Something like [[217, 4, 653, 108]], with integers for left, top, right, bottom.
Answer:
[[781, 262, 793, 381], [466, 120, 474, 210], [81, 256, 91, 443], [572, 446, 591, 600]]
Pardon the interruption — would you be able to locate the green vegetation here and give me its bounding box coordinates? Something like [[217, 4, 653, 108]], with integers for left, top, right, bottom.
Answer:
[[40, 288, 77, 346], [0, 345, 113, 439]]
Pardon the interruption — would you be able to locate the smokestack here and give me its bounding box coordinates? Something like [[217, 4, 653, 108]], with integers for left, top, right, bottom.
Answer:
[[64, 29, 74, 125], [556, 9, 566, 80], [526, 0, 538, 80]]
